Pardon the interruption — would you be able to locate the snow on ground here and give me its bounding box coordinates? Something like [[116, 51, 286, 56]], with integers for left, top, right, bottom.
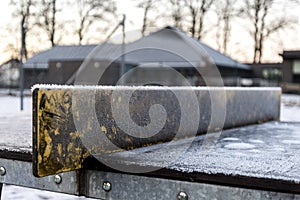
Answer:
[[281, 94, 300, 121], [0, 92, 299, 199], [2, 185, 89, 200]]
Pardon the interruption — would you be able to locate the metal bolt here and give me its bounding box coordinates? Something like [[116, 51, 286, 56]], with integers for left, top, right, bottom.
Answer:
[[177, 191, 188, 200], [0, 167, 6, 176], [54, 175, 62, 184], [102, 181, 112, 192]]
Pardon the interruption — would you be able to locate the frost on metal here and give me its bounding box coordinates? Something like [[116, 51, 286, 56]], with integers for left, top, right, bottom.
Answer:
[[32, 84, 281, 91], [104, 121, 300, 193], [32, 86, 281, 177]]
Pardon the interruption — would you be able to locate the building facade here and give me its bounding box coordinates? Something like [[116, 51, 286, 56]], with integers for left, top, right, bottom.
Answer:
[[24, 27, 251, 88], [280, 51, 300, 93]]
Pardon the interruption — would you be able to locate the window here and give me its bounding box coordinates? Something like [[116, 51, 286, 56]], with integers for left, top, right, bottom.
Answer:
[[293, 60, 300, 74], [262, 69, 269, 79], [262, 68, 281, 80]]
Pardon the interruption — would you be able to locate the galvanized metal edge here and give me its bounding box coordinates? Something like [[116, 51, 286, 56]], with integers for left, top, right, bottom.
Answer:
[[0, 157, 298, 199], [84, 170, 300, 200], [0, 158, 79, 196]]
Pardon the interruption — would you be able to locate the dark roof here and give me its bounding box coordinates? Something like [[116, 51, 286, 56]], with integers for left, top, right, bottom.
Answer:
[[130, 26, 250, 69], [24, 45, 96, 68], [0, 58, 19, 66], [24, 27, 249, 70], [280, 51, 300, 59], [91, 26, 250, 70], [247, 63, 282, 69], [151, 27, 250, 69], [197, 42, 249, 69], [0, 59, 19, 70]]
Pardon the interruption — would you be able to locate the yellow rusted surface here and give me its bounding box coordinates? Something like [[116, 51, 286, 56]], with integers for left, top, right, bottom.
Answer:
[[36, 89, 90, 177], [101, 126, 107, 134]]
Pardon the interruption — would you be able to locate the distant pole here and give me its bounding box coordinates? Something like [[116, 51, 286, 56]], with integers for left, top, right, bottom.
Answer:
[[120, 14, 126, 85], [19, 18, 25, 111]]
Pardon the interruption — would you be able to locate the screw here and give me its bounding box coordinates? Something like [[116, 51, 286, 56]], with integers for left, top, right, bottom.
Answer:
[[0, 167, 6, 176], [177, 191, 188, 200], [54, 175, 62, 184], [102, 181, 112, 192]]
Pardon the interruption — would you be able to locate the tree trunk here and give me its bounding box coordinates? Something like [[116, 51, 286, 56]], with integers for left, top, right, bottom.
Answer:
[[141, 0, 152, 36], [252, 0, 261, 63], [191, 8, 197, 37], [197, 15, 204, 40], [50, 0, 56, 47], [223, 15, 230, 54]]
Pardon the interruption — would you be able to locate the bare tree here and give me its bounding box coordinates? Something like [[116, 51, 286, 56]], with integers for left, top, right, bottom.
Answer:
[[36, 0, 58, 47], [3, 26, 20, 60], [184, 0, 215, 39], [141, 0, 153, 36], [136, 0, 158, 36], [169, 0, 184, 29], [10, 0, 34, 59], [243, 0, 297, 63], [184, 0, 198, 37], [74, 0, 116, 45], [197, 0, 214, 40], [214, 0, 240, 54]]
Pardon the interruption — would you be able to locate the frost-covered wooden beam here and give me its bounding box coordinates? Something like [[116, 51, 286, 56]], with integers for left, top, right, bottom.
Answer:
[[32, 85, 281, 177]]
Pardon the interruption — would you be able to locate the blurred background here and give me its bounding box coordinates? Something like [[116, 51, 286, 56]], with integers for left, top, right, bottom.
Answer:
[[0, 0, 299, 92]]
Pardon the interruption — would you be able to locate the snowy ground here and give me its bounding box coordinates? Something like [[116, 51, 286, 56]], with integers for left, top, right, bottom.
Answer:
[[281, 94, 300, 121], [0, 92, 299, 199]]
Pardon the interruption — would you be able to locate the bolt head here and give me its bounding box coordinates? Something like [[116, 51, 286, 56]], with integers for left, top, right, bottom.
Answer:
[[0, 167, 6, 176], [54, 175, 62, 184], [102, 181, 112, 192], [177, 191, 188, 200]]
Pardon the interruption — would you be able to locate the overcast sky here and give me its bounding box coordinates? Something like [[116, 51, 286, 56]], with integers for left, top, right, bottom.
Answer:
[[0, 0, 300, 65]]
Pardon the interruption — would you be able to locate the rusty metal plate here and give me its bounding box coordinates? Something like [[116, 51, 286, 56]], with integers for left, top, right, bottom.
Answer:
[[32, 86, 281, 177], [32, 88, 89, 177]]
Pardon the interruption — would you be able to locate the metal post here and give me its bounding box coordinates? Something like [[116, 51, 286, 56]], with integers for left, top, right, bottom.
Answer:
[[0, 183, 3, 199], [120, 14, 126, 85], [103, 14, 126, 85], [19, 18, 25, 111], [235, 61, 239, 86]]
